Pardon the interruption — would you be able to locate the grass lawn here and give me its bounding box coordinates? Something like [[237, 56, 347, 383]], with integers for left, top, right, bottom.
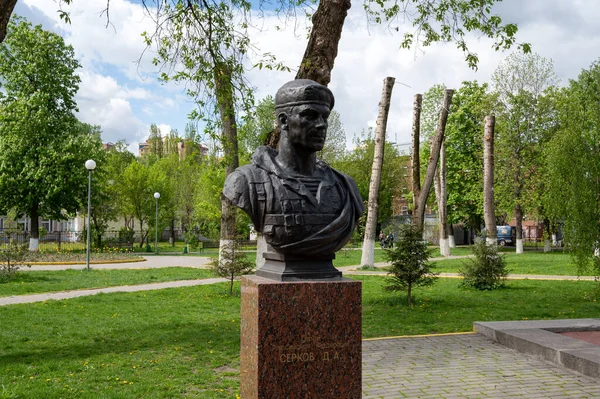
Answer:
[[431, 251, 590, 276], [1, 276, 599, 398], [0, 268, 217, 298]]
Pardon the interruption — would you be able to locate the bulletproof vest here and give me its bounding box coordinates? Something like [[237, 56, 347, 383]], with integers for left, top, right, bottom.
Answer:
[[259, 174, 343, 248]]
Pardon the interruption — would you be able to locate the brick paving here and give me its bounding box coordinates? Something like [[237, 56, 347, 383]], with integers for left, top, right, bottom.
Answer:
[[363, 333, 600, 398]]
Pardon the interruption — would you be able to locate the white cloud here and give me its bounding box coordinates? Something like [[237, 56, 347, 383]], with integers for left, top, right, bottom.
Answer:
[[14, 0, 600, 154]]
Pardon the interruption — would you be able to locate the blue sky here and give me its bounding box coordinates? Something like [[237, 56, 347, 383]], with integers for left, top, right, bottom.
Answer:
[[13, 0, 600, 154]]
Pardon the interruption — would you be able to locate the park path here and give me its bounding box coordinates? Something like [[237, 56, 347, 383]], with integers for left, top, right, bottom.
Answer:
[[2, 255, 595, 306]]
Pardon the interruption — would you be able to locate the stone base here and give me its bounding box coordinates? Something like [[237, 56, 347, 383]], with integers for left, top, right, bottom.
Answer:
[[256, 252, 342, 281], [240, 275, 362, 399]]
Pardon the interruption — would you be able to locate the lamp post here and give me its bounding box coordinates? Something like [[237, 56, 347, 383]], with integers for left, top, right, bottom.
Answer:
[[154, 192, 160, 254], [85, 159, 96, 271]]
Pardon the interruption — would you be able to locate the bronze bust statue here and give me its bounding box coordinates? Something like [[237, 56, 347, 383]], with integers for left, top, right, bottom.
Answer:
[[223, 79, 364, 280]]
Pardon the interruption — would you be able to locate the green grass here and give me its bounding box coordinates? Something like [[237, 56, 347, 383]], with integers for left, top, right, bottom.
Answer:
[[0, 268, 217, 297], [1, 277, 599, 398], [357, 275, 600, 337], [431, 251, 588, 276]]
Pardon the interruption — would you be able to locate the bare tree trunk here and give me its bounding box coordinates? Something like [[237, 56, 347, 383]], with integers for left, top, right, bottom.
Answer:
[[515, 204, 524, 254], [413, 89, 454, 232], [264, 0, 352, 148], [295, 0, 351, 86], [483, 116, 497, 246], [29, 203, 39, 251], [0, 0, 17, 44], [436, 141, 449, 256], [411, 94, 423, 220], [215, 66, 239, 262], [361, 77, 395, 267], [448, 223, 456, 248]]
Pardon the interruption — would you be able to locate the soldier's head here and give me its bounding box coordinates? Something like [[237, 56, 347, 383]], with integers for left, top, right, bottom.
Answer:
[[275, 79, 334, 152]]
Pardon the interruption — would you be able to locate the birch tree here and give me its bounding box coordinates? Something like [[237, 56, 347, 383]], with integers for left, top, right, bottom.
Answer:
[[361, 77, 395, 268], [483, 116, 497, 246]]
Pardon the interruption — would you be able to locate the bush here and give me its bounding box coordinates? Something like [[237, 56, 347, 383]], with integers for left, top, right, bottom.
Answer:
[[459, 240, 509, 290], [0, 239, 28, 283], [209, 239, 254, 295], [384, 224, 438, 306]]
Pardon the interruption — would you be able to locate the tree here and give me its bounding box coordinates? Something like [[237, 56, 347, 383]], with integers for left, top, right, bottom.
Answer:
[[483, 115, 497, 246], [209, 238, 254, 295], [412, 89, 454, 231], [459, 239, 508, 290], [0, 0, 17, 43], [361, 77, 395, 268], [117, 160, 170, 248], [443, 81, 495, 243], [147, 123, 164, 158], [492, 52, 558, 254], [318, 110, 347, 166], [0, 17, 102, 250], [545, 60, 600, 276], [384, 223, 438, 306]]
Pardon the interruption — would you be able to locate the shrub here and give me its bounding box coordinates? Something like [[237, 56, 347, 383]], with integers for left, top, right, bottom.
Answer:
[[209, 239, 254, 295], [384, 224, 438, 306], [0, 238, 28, 283], [459, 240, 509, 290]]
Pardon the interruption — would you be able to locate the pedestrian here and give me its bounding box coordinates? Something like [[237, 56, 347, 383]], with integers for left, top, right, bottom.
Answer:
[[387, 232, 394, 248]]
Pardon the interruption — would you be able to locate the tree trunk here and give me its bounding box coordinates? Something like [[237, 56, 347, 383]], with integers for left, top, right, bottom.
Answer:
[[448, 223, 456, 248], [435, 141, 449, 256], [361, 77, 395, 267], [29, 203, 39, 251], [295, 0, 351, 86], [215, 65, 240, 262], [413, 89, 454, 232], [515, 204, 524, 254], [411, 94, 423, 220], [170, 218, 175, 246], [483, 115, 497, 246], [407, 283, 412, 307], [0, 0, 17, 44], [264, 0, 352, 148]]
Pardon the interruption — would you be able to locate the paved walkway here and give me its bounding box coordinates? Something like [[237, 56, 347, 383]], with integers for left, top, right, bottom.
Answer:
[[26, 255, 211, 271], [363, 334, 600, 398]]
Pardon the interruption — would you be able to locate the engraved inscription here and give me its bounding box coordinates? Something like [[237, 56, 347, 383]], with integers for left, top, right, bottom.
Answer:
[[277, 334, 348, 363]]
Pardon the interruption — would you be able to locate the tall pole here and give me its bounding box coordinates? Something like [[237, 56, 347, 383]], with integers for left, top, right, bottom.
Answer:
[[154, 192, 160, 254], [85, 159, 96, 271]]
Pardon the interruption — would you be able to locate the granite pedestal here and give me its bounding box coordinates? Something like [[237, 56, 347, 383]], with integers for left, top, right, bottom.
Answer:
[[240, 275, 362, 399]]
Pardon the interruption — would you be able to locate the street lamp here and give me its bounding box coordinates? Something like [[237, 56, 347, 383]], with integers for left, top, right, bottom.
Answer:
[[85, 159, 96, 271], [154, 192, 160, 254]]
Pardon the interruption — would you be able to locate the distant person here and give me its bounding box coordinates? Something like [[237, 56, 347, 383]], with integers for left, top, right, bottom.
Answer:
[[387, 232, 394, 248]]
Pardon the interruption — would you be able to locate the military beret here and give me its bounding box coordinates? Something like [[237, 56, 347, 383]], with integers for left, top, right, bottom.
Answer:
[[275, 79, 335, 110]]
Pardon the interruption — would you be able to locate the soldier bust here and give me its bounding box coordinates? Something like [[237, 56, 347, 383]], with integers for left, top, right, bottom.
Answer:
[[222, 79, 364, 280]]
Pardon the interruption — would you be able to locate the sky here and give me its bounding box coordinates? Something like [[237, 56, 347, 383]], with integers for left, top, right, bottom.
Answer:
[[13, 0, 600, 154]]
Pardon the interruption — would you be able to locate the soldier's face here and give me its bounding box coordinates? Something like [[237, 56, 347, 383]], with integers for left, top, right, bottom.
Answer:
[[285, 104, 330, 152]]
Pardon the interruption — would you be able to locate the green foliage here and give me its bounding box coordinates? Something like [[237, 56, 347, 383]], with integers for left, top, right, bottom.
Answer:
[[238, 95, 275, 161], [492, 52, 558, 226], [0, 17, 102, 239], [209, 240, 254, 295], [362, 0, 530, 70], [445, 81, 496, 228], [545, 59, 600, 276], [459, 240, 509, 290], [384, 224, 438, 306], [0, 231, 28, 283], [338, 129, 406, 223]]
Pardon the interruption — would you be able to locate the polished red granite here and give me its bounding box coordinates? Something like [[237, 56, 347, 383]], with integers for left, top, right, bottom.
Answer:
[[560, 331, 600, 346], [240, 275, 362, 399]]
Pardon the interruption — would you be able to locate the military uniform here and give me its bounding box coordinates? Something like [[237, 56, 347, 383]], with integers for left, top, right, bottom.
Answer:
[[223, 146, 364, 258]]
